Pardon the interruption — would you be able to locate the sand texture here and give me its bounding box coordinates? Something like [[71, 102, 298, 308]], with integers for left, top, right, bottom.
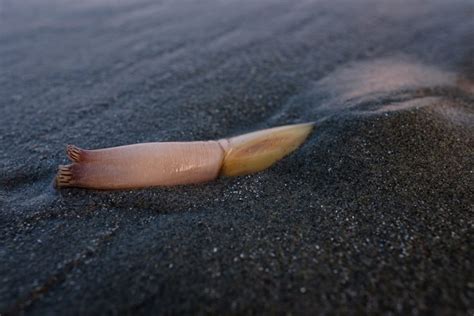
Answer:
[[0, 0, 473, 314]]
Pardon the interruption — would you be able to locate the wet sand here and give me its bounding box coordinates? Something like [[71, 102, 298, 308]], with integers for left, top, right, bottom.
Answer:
[[0, 0, 473, 314]]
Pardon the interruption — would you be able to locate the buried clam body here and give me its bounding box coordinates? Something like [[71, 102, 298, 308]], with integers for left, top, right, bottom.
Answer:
[[55, 122, 314, 189]]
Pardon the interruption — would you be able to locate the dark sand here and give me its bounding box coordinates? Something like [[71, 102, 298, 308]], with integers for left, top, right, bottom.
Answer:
[[1, 0, 473, 314]]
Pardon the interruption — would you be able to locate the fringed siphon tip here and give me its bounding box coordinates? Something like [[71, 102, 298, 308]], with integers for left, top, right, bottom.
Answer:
[[55, 165, 74, 187], [66, 145, 84, 162]]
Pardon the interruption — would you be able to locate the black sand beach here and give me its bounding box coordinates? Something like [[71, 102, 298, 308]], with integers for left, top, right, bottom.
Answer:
[[0, 0, 473, 314]]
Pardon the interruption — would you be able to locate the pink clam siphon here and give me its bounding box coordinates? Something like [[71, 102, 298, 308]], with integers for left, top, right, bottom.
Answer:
[[56, 122, 314, 190]]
